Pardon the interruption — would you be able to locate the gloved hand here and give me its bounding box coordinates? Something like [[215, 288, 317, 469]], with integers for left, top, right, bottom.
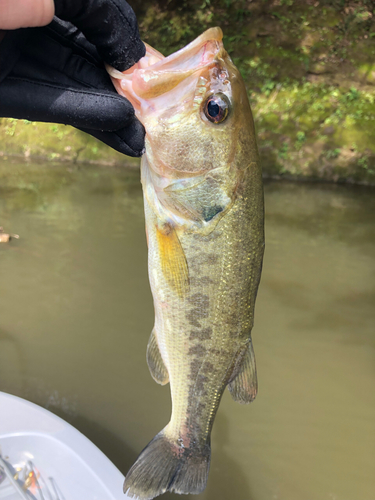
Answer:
[[0, 0, 146, 157]]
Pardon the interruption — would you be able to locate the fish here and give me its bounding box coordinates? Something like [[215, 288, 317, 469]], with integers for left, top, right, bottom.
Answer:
[[108, 27, 264, 500]]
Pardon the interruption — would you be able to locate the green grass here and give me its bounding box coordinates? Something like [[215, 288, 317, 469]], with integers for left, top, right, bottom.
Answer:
[[1, 0, 375, 183]]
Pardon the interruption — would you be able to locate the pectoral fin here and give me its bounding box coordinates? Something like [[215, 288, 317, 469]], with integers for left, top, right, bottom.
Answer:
[[156, 223, 189, 298], [228, 339, 257, 404], [146, 329, 169, 385]]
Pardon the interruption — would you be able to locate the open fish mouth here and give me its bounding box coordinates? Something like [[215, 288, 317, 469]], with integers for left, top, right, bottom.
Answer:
[[107, 27, 225, 115]]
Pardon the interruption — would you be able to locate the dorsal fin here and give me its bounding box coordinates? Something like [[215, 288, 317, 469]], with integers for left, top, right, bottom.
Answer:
[[228, 339, 257, 404]]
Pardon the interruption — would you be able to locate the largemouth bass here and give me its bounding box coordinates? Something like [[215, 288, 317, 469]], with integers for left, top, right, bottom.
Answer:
[[109, 27, 264, 500]]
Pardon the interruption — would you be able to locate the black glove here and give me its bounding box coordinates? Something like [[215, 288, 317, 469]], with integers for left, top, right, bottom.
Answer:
[[0, 0, 146, 157]]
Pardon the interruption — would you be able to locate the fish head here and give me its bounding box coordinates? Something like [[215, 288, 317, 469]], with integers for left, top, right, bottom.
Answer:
[[108, 27, 257, 179]]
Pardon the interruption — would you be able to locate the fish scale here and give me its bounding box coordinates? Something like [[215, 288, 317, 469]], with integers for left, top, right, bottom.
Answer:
[[109, 26, 264, 500], [142, 160, 263, 480]]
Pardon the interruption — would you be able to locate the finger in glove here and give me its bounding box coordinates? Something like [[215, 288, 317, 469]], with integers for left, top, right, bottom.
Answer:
[[54, 0, 146, 71]]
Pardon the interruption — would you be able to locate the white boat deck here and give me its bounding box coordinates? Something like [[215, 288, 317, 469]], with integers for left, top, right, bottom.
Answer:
[[0, 392, 126, 500]]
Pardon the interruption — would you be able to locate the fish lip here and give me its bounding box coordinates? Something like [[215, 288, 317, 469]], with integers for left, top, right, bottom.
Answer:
[[107, 27, 223, 78], [146, 27, 223, 72], [107, 27, 228, 117], [132, 29, 225, 100]]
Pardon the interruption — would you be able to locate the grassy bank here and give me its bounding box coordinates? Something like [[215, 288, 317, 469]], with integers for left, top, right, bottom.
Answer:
[[1, 0, 375, 184], [0, 119, 139, 167]]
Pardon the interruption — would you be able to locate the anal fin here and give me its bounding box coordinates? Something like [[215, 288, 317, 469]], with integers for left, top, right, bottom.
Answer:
[[147, 329, 169, 385], [228, 339, 257, 404]]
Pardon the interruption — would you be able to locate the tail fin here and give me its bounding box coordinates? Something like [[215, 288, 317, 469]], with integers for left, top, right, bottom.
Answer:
[[123, 429, 211, 500]]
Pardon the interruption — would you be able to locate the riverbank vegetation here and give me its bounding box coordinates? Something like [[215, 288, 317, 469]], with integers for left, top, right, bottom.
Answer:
[[1, 0, 375, 184]]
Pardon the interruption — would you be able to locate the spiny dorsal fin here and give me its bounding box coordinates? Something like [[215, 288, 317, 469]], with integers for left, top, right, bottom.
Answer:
[[156, 223, 189, 298], [228, 339, 257, 404], [146, 329, 169, 385]]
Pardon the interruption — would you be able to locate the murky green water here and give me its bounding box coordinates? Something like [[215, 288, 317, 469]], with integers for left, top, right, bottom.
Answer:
[[0, 159, 374, 500]]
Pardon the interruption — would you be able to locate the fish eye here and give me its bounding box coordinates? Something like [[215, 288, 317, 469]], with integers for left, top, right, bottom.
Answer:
[[203, 93, 230, 124]]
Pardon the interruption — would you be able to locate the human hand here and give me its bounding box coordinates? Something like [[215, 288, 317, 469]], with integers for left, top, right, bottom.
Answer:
[[0, 0, 54, 29], [0, 0, 146, 157]]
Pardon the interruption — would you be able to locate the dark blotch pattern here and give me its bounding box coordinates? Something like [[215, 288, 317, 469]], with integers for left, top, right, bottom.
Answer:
[[205, 361, 214, 372], [194, 374, 208, 393], [190, 358, 202, 375], [188, 344, 207, 356], [188, 293, 210, 308], [189, 327, 212, 341], [189, 276, 214, 287], [186, 293, 210, 329]]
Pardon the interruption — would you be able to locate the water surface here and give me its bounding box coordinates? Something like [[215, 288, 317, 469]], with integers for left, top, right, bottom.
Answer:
[[0, 160, 374, 500]]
